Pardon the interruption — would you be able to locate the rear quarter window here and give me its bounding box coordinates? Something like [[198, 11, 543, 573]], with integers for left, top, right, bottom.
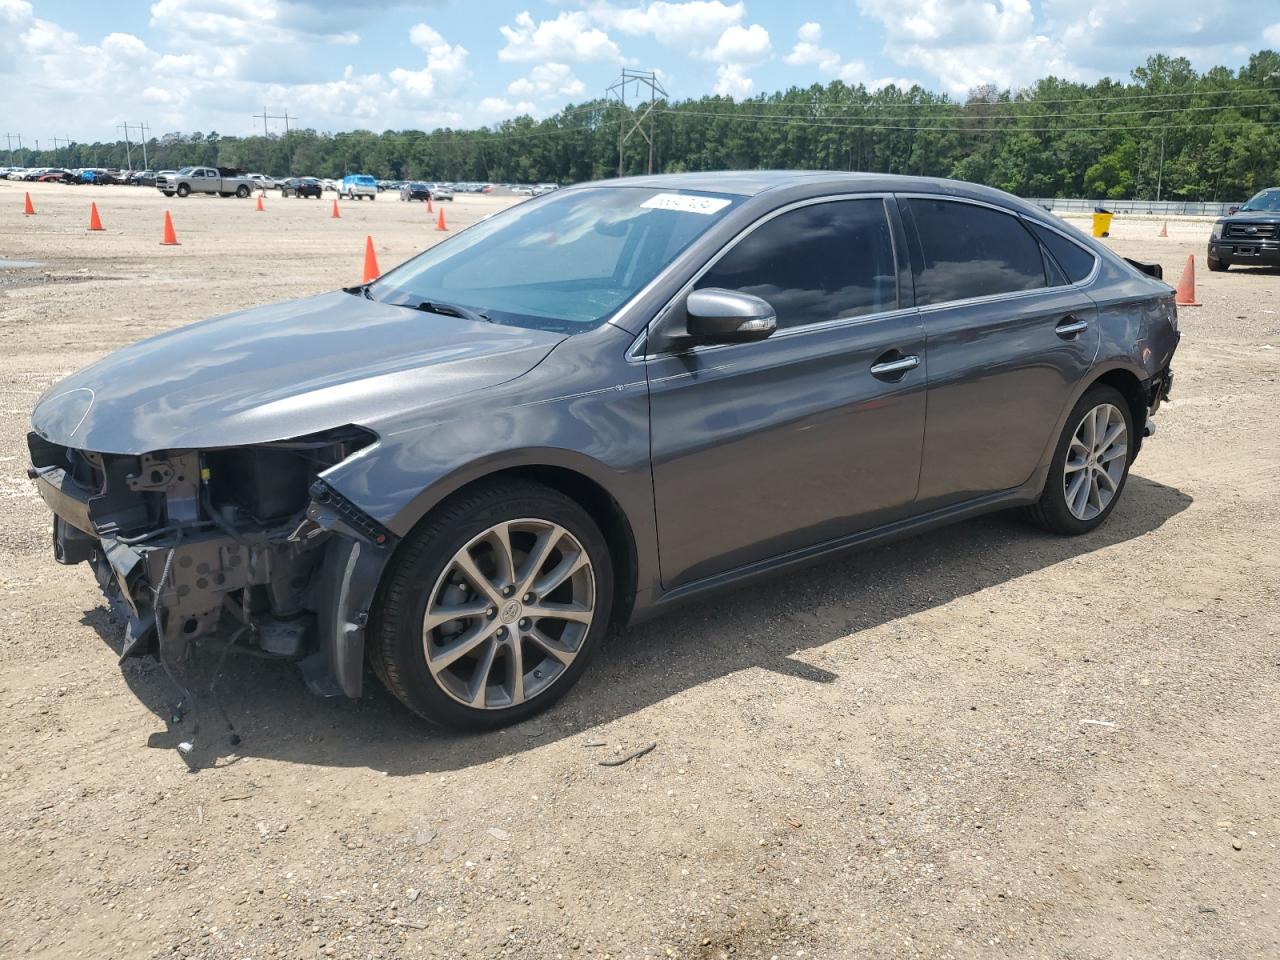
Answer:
[[1026, 221, 1098, 284]]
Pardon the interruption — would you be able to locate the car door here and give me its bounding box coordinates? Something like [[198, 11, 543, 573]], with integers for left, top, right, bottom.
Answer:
[[646, 196, 927, 591], [896, 195, 1100, 508]]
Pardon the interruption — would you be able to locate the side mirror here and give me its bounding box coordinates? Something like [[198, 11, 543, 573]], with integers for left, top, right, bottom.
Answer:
[[684, 288, 777, 344]]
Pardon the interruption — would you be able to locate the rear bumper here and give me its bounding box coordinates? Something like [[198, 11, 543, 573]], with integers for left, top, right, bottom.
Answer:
[[1208, 239, 1280, 265]]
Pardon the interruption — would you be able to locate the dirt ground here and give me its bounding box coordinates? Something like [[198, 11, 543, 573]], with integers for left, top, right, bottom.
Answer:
[[0, 179, 1277, 960]]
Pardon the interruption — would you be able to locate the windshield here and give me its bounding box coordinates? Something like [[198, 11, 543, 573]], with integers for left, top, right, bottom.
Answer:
[[349, 175, 375, 185], [177, 167, 195, 176], [1240, 189, 1280, 212], [368, 186, 740, 333]]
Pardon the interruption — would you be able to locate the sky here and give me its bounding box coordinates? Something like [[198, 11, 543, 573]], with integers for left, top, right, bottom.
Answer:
[[3, 0, 1280, 143]]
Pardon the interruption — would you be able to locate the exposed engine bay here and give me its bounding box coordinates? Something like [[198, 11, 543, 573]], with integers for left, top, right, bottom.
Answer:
[[27, 426, 395, 710]]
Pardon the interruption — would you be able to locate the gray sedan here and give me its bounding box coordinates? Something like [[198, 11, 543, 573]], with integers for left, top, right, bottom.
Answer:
[[28, 172, 1179, 731]]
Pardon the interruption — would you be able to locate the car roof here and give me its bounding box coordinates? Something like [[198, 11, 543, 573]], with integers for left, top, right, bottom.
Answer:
[[568, 169, 1053, 219]]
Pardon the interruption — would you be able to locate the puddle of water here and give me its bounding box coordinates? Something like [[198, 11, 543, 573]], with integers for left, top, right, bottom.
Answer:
[[0, 259, 44, 269]]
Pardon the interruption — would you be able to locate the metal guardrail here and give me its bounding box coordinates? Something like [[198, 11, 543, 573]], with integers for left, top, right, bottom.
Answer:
[[1027, 198, 1237, 217]]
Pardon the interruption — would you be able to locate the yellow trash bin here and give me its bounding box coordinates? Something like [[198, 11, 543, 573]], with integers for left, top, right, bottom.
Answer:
[[1092, 210, 1113, 237]]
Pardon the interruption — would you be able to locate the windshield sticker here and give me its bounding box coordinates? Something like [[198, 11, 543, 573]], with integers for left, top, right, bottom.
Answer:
[[641, 193, 732, 215]]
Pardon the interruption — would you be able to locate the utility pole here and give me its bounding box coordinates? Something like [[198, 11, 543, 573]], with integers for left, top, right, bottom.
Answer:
[[1155, 132, 1165, 203], [3, 133, 21, 165], [117, 122, 133, 169], [115, 122, 151, 169], [252, 108, 296, 137], [51, 137, 71, 167], [606, 68, 667, 176]]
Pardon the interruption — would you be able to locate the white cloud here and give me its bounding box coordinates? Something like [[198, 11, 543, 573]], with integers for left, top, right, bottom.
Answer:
[[784, 22, 914, 90], [589, 1, 743, 49], [702, 23, 771, 64], [388, 22, 469, 104], [477, 96, 538, 117], [853, 0, 1266, 93], [713, 63, 753, 98], [508, 62, 586, 99], [498, 10, 621, 63]]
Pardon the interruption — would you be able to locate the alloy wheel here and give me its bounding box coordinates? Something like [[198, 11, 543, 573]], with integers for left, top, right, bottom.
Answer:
[[1063, 402, 1128, 521], [422, 519, 595, 709]]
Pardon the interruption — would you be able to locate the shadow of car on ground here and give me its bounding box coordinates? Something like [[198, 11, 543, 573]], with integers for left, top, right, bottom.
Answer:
[[79, 474, 1192, 774]]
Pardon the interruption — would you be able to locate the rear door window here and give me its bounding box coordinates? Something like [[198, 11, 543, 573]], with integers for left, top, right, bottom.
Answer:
[[902, 198, 1047, 306], [695, 199, 898, 330]]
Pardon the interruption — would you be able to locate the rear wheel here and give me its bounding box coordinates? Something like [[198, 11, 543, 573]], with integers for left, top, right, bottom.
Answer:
[[1027, 384, 1135, 535], [369, 480, 613, 730], [236, 185, 250, 198]]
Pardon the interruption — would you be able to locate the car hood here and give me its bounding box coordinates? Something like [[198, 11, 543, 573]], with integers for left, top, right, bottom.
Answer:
[[1222, 211, 1280, 222], [32, 290, 565, 454]]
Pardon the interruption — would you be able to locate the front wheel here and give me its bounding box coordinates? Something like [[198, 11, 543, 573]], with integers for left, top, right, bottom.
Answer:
[[1027, 384, 1135, 535], [176, 183, 190, 198], [1207, 256, 1228, 272], [369, 480, 613, 730]]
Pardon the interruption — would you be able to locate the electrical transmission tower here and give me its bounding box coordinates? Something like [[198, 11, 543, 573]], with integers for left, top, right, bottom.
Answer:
[[252, 107, 298, 138], [3, 132, 21, 164], [116, 122, 150, 169], [606, 68, 667, 176]]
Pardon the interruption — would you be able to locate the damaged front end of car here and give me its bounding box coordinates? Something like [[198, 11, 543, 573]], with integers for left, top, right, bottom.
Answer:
[[27, 426, 396, 699]]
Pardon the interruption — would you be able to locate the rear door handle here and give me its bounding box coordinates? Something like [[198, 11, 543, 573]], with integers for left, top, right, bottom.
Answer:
[[870, 354, 921, 380], [1055, 316, 1089, 338]]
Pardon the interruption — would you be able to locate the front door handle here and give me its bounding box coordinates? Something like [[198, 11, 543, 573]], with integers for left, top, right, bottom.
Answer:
[[870, 354, 921, 380], [1055, 316, 1089, 338]]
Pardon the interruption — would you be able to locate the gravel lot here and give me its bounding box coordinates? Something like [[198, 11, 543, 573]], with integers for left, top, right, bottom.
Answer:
[[1, 180, 1277, 960]]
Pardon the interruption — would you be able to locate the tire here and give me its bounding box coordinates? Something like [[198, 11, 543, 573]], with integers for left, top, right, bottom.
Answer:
[[1207, 256, 1229, 272], [369, 480, 614, 730], [1027, 384, 1136, 535], [176, 183, 190, 198], [236, 185, 250, 198]]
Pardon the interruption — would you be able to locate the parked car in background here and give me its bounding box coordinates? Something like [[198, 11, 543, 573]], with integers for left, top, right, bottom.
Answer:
[[1207, 187, 1280, 271], [247, 174, 276, 191], [399, 181, 432, 202], [128, 170, 159, 187], [35, 169, 72, 183], [340, 174, 378, 200], [281, 177, 324, 198], [27, 172, 1178, 731], [157, 166, 256, 198], [79, 169, 118, 185], [533, 183, 559, 196]]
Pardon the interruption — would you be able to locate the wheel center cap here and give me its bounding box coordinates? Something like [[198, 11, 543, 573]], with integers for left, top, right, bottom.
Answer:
[[500, 599, 522, 624]]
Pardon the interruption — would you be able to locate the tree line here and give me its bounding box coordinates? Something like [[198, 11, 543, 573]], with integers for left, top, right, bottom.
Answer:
[[10, 52, 1280, 201]]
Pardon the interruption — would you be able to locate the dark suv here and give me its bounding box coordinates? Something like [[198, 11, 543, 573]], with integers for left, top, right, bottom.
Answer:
[[1208, 187, 1280, 270], [28, 172, 1180, 731]]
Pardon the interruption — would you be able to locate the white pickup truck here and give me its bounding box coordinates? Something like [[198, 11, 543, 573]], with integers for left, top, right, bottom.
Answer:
[[157, 166, 257, 198]]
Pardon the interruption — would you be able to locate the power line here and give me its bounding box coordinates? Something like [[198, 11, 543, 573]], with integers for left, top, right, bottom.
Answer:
[[678, 100, 1280, 123], [659, 109, 1280, 134], [732, 84, 1280, 115]]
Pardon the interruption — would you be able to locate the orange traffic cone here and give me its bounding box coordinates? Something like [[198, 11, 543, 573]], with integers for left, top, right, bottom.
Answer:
[[427, 197, 433, 213], [436, 208, 447, 232], [362, 235, 380, 283], [1158, 221, 1168, 238], [255, 194, 264, 212], [88, 202, 104, 231], [1174, 253, 1200, 307], [161, 210, 180, 246], [23, 191, 35, 216], [331, 199, 341, 219]]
